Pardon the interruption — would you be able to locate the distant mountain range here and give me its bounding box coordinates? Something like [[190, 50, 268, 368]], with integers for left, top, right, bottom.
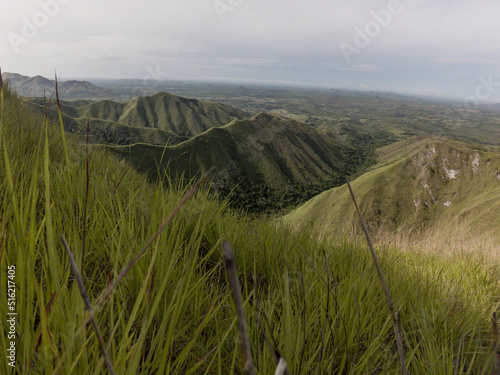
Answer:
[[28, 92, 249, 145], [2, 72, 110, 99]]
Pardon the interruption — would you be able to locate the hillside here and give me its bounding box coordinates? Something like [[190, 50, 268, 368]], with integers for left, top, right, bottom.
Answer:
[[2, 72, 110, 99], [108, 113, 348, 210], [28, 91, 249, 144], [2, 76, 500, 374], [284, 137, 500, 239], [116, 92, 248, 137], [109, 113, 352, 212]]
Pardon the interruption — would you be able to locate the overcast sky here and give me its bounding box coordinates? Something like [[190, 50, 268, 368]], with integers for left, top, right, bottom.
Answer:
[[2, 0, 500, 99]]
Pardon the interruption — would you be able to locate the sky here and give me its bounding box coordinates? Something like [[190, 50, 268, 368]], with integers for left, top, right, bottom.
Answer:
[[1, 0, 500, 100]]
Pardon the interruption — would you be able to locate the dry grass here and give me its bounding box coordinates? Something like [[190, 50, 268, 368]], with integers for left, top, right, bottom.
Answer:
[[371, 222, 500, 262]]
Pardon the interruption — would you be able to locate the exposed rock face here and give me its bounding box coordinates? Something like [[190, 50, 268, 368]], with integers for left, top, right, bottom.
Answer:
[[284, 138, 500, 237]]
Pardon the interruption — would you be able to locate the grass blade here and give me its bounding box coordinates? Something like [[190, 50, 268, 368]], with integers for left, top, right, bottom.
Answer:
[[61, 234, 115, 375], [493, 312, 500, 375], [53, 167, 213, 373], [55, 72, 70, 167], [0, 67, 3, 133], [222, 241, 256, 375]]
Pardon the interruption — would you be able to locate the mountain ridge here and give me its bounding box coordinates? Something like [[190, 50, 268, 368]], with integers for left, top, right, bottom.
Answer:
[[27, 91, 249, 145], [2, 72, 110, 99], [283, 137, 500, 238], [108, 112, 347, 205]]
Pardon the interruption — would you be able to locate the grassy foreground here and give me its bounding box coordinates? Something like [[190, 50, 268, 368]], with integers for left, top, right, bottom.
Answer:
[[1, 83, 500, 374]]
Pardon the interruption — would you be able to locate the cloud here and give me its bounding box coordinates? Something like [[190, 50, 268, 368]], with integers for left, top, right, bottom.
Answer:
[[1, 0, 500, 96], [435, 58, 500, 65], [209, 58, 280, 66], [337, 64, 383, 72]]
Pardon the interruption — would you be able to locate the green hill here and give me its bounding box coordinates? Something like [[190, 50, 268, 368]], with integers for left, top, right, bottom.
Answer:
[[64, 114, 188, 146], [284, 137, 500, 239], [116, 92, 248, 137], [108, 112, 349, 209], [27, 91, 249, 145], [112, 112, 343, 184]]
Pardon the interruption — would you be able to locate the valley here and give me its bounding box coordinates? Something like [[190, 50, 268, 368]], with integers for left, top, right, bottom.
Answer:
[[2, 72, 500, 374], [4, 71, 500, 223]]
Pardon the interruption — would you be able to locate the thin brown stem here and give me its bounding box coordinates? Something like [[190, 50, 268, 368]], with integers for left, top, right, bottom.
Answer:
[[222, 241, 256, 375], [258, 310, 289, 375], [346, 177, 408, 375], [81, 117, 90, 272], [493, 312, 500, 375]]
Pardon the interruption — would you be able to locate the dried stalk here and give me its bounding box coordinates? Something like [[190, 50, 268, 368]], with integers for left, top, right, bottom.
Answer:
[[493, 312, 500, 375], [222, 242, 256, 375], [274, 358, 288, 375], [346, 178, 408, 375]]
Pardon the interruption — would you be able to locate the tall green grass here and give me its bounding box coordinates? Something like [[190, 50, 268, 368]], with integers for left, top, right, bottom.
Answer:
[[0, 83, 499, 374]]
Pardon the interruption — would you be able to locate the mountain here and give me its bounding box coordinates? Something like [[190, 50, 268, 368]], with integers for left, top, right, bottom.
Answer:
[[283, 137, 500, 238], [108, 112, 345, 191], [2, 72, 110, 99], [27, 92, 249, 145], [113, 92, 248, 137]]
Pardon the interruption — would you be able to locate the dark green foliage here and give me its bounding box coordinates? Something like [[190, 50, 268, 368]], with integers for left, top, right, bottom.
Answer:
[[215, 179, 345, 214]]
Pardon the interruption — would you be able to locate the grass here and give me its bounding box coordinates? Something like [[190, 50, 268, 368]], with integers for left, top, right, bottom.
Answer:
[[284, 137, 500, 243], [0, 82, 500, 374]]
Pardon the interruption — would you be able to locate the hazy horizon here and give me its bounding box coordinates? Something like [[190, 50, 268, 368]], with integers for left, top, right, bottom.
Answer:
[[2, 1, 500, 101]]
